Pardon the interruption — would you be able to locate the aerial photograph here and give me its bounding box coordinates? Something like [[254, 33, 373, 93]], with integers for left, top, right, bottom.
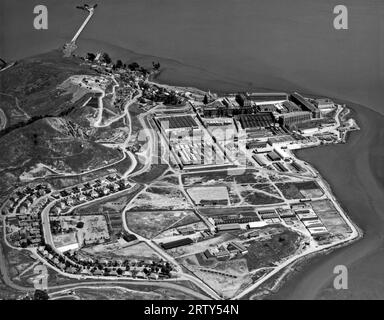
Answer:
[[0, 0, 383, 307]]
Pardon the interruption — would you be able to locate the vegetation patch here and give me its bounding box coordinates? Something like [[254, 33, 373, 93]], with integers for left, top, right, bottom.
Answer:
[[276, 181, 323, 199], [126, 210, 197, 239]]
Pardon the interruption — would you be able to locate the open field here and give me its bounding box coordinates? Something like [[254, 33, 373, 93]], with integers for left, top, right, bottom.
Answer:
[[182, 169, 283, 206], [168, 213, 201, 229], [187, 186, 229, 205], [276, 181, 324, 200], [179, 254, 252, 299], [81, 241, 161, 261], [251, 183, 282, 197], [52, 231, 78, 249], [129, 186, 191, 211], [74, 187, 144, 239], [54, 280, 203, 300], [311, 200, 352, 238], [152, 174, 180, 186], [130, 164, 169, 184], [51, 215, 110, 248], [240, 190, 283, 206], [125, 210, 197, 239], [243, 226, 303, 270], [65, 286, 163, 300], [182, 168, 268, 186], [199, 207, 257, 217]]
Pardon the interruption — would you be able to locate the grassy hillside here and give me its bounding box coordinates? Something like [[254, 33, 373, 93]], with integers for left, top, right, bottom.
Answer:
[[0, 50, 121, 199], [0, 50, 97, 129]]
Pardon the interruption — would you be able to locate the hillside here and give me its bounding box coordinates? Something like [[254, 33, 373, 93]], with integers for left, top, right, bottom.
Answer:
[[0, 50, 97, 130], [0, 50, 122, 199]]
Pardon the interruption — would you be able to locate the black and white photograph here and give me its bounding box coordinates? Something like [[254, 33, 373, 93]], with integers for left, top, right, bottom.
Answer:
[[0, 0, 383, 309]]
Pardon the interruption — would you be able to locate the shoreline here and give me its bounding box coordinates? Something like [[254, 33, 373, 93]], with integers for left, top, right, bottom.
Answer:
[[266, 103, 384, 300], [151, 69, 384, 299], [149, 74, 366, 300], [3, 47, 384, 299]]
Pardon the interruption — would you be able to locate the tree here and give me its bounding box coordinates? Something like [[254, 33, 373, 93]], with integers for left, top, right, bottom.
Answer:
[[127, 62, 140, 71], [86, 53, 96, 61], [203, 95, 209, 105], [101, 52, 112, 64], [34, 290, 49, 300], [152, 61, 161, 70], [115, 59, 123, 69], [139, 67, 149, 76]]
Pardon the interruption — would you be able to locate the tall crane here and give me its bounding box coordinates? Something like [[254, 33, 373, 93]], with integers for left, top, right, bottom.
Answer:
[[63, 4, 98, 57]]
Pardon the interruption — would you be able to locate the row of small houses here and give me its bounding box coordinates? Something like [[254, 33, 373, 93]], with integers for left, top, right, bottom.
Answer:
[[2, 184, 51, 215], [37, 246, 172, 280], [6, 198, 53, 248], [50, 176, 131, 215]]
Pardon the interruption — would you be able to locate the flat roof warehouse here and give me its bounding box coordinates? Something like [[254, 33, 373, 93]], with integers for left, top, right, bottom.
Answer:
[[158, 115, 198, 129]]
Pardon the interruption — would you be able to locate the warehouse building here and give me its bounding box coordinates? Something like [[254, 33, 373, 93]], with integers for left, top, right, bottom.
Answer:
[[266, 151, 281, 161], [236, 92, 288, 107], [281, 100, 302, 113], [158, 115, 198, 129], [279, 111, 312, 127], [313, 98, 336, 113], [290, 92, 321, 118], [161, 238, 193, 250], [238, 112, 276, 130], [216, 223, 242, 232]]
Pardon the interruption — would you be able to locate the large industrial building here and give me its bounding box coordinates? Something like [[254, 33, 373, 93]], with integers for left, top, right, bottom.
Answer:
[[278, 111, 312, 127], [238, 113, 276, 130], [202, 100, 240, 117], [236, 92, 288, 107], [281, 100, 301, 113], [290, 92, 321, 119], [158, 115, 199, 131], [257, 104, 277, 112], [313, 98, 336, 113]]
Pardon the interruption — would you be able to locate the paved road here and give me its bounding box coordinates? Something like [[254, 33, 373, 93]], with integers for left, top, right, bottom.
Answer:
[[0, 108, 7, 131], [48, 281, 210, 300], [0, 220, 34, 292]]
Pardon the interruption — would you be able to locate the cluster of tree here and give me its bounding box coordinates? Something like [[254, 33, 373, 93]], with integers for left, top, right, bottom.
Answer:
[[34, 289, 49, 300], [152, 61, 161, 70], [85, 52, 152, 76], [86, 52, 112, 65], [127, 62, 149, 75], [161, 262, 172, 275], [163, 91, 182, 106], [114, 59, 123, 69], [86, 52, 96, 61], [76, 221, 84, 229]]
